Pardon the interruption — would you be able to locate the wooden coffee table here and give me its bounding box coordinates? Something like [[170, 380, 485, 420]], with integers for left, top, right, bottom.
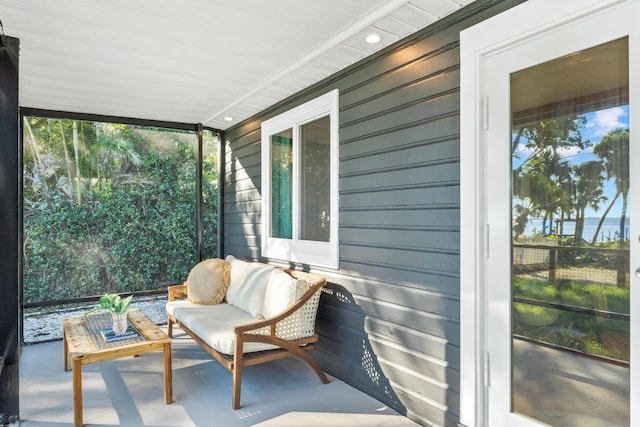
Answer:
[[62, 307, 172, 427]]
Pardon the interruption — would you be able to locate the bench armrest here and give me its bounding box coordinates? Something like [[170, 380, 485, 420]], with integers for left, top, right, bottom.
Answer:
[[168, 284, 187, 301]]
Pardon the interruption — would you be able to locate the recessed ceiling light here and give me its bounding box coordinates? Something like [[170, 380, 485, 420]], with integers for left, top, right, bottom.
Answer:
[[365, 33, 381, 44], [223, 116, 234, 122]]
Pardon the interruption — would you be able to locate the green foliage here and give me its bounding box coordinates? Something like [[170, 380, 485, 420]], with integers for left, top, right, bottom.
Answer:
[[513, 277, 629, 313], [22, 118, 220, 302], [84, 294, 133, 316], [512, 276, 630, 360]]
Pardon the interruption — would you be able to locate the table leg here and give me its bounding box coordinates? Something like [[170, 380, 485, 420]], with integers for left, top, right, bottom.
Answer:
[[72, 358, 83, 427], [63, 332, 70, 371], [163, 342, 173, 404]]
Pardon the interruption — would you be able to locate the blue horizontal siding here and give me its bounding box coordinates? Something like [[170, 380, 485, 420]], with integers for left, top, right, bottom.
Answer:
[[223, 1, 525, 425]]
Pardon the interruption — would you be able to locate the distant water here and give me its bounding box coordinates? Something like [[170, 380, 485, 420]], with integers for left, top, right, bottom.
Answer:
[[523, 217, 631, 242]]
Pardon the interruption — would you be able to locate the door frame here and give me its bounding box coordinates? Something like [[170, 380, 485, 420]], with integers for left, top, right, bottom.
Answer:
[[459, 1, 640, 426]]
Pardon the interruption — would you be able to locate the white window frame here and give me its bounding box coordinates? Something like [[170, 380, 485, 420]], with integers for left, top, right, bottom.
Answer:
[[261, 89, 339, 269]]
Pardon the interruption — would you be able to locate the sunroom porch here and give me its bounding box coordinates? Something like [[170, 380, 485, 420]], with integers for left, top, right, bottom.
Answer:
[[3, 0, 639, 426]]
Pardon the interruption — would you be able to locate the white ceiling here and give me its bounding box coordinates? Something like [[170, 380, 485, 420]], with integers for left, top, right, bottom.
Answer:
[[0, 0, 475, 130]]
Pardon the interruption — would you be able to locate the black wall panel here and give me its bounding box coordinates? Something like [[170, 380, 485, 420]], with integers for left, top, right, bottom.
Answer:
[[0, 35, 20, 424]]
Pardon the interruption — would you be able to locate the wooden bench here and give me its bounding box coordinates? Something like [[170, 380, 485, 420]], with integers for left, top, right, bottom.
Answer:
[[166, 256, 329, 409]]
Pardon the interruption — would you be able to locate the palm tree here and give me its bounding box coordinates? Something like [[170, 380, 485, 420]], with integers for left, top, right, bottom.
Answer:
[[87, 124, 142, 191], [593, 129, 629, 246], [593, 128, 629, 286], [512, 156, 571, 238], [512, 116, 589, 239], [570, 161, 606, 244]]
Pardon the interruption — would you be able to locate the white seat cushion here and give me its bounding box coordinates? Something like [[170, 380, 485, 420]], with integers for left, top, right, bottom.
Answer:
[[166, 300, 278, 355]]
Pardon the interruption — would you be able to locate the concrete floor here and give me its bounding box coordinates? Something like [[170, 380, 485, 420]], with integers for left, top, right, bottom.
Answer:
[[18, 327, 419, 427], [513, 339, 629, 427]]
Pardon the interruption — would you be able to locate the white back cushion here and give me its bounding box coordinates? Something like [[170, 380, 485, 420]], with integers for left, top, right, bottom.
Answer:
[[225, 261, 273, 318], [263, 272, 310, 318], [225, 255, 250, 288]]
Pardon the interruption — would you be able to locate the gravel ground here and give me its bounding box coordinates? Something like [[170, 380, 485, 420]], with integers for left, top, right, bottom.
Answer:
[[23, 295, 168, 343]]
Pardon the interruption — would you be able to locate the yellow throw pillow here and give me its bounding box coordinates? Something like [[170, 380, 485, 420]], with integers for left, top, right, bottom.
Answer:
[[186, 258, 231, 305]]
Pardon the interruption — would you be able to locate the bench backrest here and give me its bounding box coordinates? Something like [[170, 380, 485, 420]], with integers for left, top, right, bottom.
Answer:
[[224, 256, 326, 333]]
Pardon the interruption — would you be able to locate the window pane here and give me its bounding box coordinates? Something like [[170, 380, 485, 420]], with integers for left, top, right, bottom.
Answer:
[[510, 38, 630, 426], [300, 116, 330, 242], [22, 118, 199, 303], [260, 89, 338, 268], [270, 129, 293, 238]]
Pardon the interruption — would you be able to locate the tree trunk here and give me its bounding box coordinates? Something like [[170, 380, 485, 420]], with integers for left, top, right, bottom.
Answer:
[[617, 192, 629, 287], [590, 191, 621, 245], [23, 117, 45, 175], [58, 120, 75, 201], [72, 120, 82, 206], [574, 208, 585, 245]]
